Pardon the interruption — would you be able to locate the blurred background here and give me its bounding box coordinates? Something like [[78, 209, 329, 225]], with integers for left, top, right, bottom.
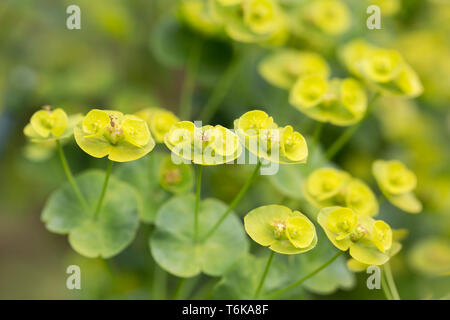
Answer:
[[0, 0, 449, 299]]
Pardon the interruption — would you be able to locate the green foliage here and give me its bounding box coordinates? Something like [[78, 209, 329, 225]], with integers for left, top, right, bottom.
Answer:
[[42, 170, 140, 258], [150, 195, 249, 278], [114, 152, 171, 223]]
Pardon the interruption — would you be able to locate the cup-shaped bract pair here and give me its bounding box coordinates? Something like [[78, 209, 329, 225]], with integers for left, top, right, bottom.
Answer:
[[74, 109, 155, 162], [135, 107, 179, 143], [318, 206, 394, 265], [164, 121, 242, 165], [304, 168, 379, 217], [244, 205, 317, 254], [290, 75, 368, 126], [304, 0, 351, 35], [347, 228, 405, 272], [340, 39, 423, 98], [258, 49, 330, 89], [372, 160, 422, 214], [211, 0, 287, 45], [24, 107, 82, 142], [178, 0, 224, 37], [234, 110, 308, 164]]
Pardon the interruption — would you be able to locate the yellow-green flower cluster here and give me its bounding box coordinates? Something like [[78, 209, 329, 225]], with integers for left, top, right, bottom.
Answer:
[[210, 0, 288, 45], [24, 106, 82, 142], [340, 39, 423, 97], [164, 121, 242, 165], [304, 0, 351, 35], [234, 110, 308, 164], [178, 0, 223, 37], [304, 168, 378, 217], [289, 75, 368, 126], [244, 205, 317, 254], [372, 160, 422, 214], [74, 109, 155, 162], [258, 49, 330, 89], [135, 107, 179, 143], [318, 206, 394, 265]]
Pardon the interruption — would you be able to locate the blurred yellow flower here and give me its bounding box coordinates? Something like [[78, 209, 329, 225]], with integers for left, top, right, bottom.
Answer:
[[372, 160, 422, 214], [24, 106, 82, 142], [304, 168, 378, 217], [259, 49, 330, 89], [289, 76, 367, 126], [340, 39, 423, 97], [135, 107, 179, 143]]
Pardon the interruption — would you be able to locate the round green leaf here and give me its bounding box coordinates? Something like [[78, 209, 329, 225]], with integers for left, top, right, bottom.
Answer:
[[213, 253, 308, 300], [115, 152, 170, 223], [150, 194, 249, 278], [41, 170, 140, 258]]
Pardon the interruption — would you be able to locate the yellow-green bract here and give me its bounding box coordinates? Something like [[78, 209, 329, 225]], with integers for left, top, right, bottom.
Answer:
[[244, 204, 317, 254], [340, 39, 423, 97], [24, 107, 82, 142], [210, 0, 288, 45], [289, 75, 368, 126], [372, 159, 422, 214], [304, 167, 379, 217], [74, 109, 155, 162], [318, 206, 394, 265], [164, 120, 242, 165], [234, 110, 308, 164], [135, 107, 179, 143], [258, 49, 330, 89]]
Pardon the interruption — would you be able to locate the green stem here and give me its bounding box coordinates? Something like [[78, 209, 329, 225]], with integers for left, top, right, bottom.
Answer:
[[325, 92, 380, 160], [94, 159, 113, 220], [179, 39, 203, 120], [56, 140, 88, 210], [381, 269, 393, 300], [172, 278, 186, 300], [198, 52, 242, 122], [194, 165, 203, 242], [254, 251, 275, 299], [201, 161, 261, 241], [384, 261, 400, 300], [152, 264, 168, 299], [268, 251, 343, 299]]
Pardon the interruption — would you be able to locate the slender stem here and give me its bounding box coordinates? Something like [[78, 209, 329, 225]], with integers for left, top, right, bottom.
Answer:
[[254, 251, 275, 299], [94, 159, 114, 220], [325, 92, 380, 160], [312, 122, 323, 147], [201, 161, 261, 241], [310, 122, 324, 163], [172, 278, 186, 300], [384, 262, 400, 300], [194, 165, 203, 242], [199, 52, 242, 122], [179, 39, 202, 120], [268, 251, 343, 299], [56, 140, 88, 210], [152, 264, 168, 299], [381, 269, 393, 300]]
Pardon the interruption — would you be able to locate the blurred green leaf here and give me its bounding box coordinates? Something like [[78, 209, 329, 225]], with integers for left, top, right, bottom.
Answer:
[[42, 170, 140, 258], [150, 194, 248, 278], [115, 152, 170, 223]]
